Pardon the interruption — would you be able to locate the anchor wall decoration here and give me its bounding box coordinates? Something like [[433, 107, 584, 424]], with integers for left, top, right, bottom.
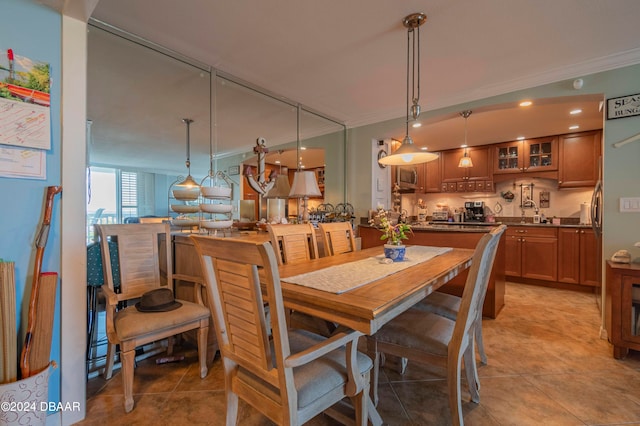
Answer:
[[244, 137, 277, 195]]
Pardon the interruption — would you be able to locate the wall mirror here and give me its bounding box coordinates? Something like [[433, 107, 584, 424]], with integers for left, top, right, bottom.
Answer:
[[87, 22, 346, 225]]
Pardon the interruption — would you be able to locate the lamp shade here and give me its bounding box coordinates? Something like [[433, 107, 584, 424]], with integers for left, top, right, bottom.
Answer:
[[288, 171, 321, 198], [458, 151, 474, 168], [265, 174, 291, 198], [378, 135, 439, 166]]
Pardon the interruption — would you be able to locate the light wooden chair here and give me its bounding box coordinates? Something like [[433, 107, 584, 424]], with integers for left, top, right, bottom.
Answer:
[[267, 223, 336, 336], [412, 224, 506, 366], [96, 223, 210, 413], [190, 237, 371, 426], [366, 225, 504, 426], [267, 223, 319, 265], [319, 222, 357, 256]]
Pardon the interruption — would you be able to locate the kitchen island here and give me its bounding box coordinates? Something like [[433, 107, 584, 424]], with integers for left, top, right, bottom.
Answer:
[[359, 223, 506, 318]]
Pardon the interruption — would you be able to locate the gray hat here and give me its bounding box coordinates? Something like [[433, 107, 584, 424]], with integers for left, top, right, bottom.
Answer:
[[135, 288, 182, 312]]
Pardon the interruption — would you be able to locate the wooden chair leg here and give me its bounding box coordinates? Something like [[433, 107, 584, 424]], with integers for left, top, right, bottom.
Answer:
[[350, 372, 369, 426], [121, 347, 135, 413], [475, 318, 488, 365], [448, 352, 464, 426], [103, 342, 116, 379], [463, 344, 480, 403], [198, 324, 209, 378]]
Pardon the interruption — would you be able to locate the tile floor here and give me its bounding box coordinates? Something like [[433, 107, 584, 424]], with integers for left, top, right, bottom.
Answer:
[[78, 283, 640, 425]]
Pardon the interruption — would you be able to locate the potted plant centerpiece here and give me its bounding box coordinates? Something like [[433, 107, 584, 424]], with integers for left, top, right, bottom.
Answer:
[[369, 208, 412, 262]]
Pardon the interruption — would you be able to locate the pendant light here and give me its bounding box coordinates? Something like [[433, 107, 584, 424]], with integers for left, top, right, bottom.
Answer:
[[176, 118, 200, 188], [458, 110, 474, 168], [378, 12, 438, 166]]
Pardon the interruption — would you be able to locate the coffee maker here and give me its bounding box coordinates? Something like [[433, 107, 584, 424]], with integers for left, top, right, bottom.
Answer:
[[464, 201, 485, 222]]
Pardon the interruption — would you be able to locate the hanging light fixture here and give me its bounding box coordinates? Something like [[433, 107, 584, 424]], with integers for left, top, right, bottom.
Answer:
[[458, 110, 474, 168], [176, 118, 200, 188], [378, 12, 438, 166]]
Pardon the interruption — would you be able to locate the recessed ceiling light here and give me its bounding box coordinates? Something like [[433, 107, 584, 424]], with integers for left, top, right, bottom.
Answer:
[[300, 146, 307, 150], [569, 125, 580, 130], [517, 136, 525, 140], [300, 165, 306, 168], [412, 122, 422, 128], [570, 109, 582, 115], [420, 146, 428, 151], [460, 144, 468, 148], [519, 101, 533, 107], [275, 160, 281, 164]]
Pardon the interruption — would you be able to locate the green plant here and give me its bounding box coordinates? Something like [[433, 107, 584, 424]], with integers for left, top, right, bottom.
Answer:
[[369, 208, 412, 245]]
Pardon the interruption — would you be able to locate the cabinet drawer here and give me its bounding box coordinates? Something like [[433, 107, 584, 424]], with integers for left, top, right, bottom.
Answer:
[[506, 226, 557, 238]]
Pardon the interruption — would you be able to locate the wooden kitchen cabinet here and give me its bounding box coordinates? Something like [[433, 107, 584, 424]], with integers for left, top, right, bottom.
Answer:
[[493, 136, 558, 175], [605, 261, 640, 359], [440, 146, 492, 192], [505, 226, 558, 282], [558, 130, 602, 188], [422, 155, 441, 193], [557, 228, 601, 287]]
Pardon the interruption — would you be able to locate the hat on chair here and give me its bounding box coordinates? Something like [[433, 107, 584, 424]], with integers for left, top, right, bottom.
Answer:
[[135, 288, 182, 312]]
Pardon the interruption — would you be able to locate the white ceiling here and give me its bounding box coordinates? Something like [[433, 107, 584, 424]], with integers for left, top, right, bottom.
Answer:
[[87, 0, 640, 176]]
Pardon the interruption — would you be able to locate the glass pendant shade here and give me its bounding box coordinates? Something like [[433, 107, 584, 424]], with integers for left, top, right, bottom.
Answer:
[[458, 150, 473, 168], [378, 135, 438, 165]]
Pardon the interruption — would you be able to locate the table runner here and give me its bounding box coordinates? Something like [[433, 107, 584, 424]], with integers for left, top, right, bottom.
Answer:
[[283, 246, 452, 294]]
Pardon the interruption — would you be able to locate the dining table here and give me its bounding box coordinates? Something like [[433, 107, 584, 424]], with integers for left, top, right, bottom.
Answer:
[[278, 245, 474, 335]]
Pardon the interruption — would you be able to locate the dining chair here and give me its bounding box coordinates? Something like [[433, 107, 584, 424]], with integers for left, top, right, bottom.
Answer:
[[318, 222, 357, 256], [96, 223, 210, 413], [267, 223, 319, 265], [267, 223, 336, 336], [366, 226, 504, 426], [412, 224, 507, 366], [190, 236, 372, 426]]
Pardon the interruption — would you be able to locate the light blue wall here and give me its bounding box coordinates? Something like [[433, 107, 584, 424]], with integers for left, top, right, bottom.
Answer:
[[1, 0, 62, 406]]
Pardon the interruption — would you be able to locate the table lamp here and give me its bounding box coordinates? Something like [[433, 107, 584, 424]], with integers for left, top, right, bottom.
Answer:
[[265, 174, 291, 223], [288, 171, 321, 223]]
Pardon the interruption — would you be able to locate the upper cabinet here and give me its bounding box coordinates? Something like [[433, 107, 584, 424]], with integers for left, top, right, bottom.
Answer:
[[493, 136, 558, 175], [422, 155, 442, 193], [558, 130, 602, 188], [440, 146, 493, 192]]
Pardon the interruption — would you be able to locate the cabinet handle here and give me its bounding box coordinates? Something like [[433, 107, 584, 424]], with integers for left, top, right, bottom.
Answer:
[[580, 230, 585, 234], [575, 230, 579, 233]]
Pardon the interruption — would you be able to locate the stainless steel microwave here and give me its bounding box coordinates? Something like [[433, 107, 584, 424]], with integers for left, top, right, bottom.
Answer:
[[397, 165, 419, 190]]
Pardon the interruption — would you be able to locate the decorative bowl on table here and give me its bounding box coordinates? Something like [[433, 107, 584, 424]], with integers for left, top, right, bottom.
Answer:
[[171, 204, 200, 214], [200, 203, 233, 214], [201, 186, 232, 199], [172, 188, 200, 201], [200, 219, 233, 229]]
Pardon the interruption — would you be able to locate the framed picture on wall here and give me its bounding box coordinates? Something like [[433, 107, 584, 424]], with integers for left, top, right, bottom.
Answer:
[[228, 165, 240, 175], [607, 93, 640, 120]]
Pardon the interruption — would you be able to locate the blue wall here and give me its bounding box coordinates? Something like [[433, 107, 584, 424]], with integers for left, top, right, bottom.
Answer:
[[1, 0, 62, 405]]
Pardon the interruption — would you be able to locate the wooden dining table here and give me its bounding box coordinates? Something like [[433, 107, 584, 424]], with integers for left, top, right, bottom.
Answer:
[[277, 245, 474, 336]]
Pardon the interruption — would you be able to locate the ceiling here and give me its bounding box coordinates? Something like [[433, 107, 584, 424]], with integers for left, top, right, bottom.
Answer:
[[86, 0, 640, 176]]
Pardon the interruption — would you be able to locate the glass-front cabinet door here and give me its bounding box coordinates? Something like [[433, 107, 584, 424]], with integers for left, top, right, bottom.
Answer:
[[524, 136, 558, 172], [494, 141, 523, 174]]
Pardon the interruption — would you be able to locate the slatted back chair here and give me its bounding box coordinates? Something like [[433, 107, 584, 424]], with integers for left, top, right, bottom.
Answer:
[[267, 223, 319, 266], [190, 236, 372, 426], [319, 222, 357, 256], [96, 223, 210, 413], [367, 225, 504, 426]]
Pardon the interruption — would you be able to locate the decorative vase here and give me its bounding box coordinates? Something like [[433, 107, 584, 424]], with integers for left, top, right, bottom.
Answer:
[[384, 243, 406, 262]]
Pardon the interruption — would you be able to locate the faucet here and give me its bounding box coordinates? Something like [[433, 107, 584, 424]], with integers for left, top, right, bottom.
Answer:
[[520, 199, 539, 223]]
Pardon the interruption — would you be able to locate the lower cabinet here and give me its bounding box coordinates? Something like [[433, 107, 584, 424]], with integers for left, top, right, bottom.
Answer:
[[557, 228, 601, 286], [606, 261, 640, 359], [505, 226, 557, 282]]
